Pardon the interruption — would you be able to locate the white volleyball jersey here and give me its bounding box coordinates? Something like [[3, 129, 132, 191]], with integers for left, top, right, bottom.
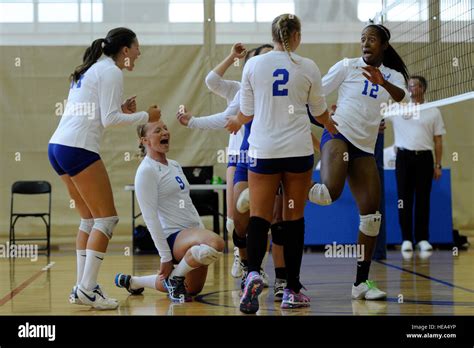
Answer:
[[240, 51, 327, 159], [204, 70, 244, 155], [322, 57, 409, 154], [49, 56, 149, 154], [134, 156, 204, 263]]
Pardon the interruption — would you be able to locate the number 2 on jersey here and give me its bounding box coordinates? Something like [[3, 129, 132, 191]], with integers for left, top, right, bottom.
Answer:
[[362, 80, 379, 99], [272, 69, 289, 96], [175, 176, 185, 190]]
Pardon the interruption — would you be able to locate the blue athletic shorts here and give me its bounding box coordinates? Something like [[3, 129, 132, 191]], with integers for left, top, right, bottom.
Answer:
[[248, 155, 314, 175], [48, 143, 101, 176], [227, 154, 239, 168], [320, 129, 373, 160], [233, 162, 249, 185], [166, 230, 181, 264]]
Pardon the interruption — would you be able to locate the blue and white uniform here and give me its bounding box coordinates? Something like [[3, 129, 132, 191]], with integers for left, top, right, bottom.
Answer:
[[320, 57, 408, 157], [239, 51, 327, 173], [48, 56, 149, 176], [134, 156, 204, 263]]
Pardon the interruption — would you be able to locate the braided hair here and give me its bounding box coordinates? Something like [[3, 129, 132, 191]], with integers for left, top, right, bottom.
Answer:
[[271, 14, 301, 64]]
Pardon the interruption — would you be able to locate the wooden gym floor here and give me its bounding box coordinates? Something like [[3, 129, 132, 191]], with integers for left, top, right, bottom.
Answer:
[[0, 246, 473, 316]]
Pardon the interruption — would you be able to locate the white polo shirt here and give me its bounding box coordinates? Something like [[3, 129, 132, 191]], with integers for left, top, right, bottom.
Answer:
[[389, 106, 446, 151]]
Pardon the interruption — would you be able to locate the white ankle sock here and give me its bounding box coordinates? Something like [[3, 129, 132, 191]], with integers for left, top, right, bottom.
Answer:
[[170, 258, 196, 278], [131, 275, 158, 290], [76, 249, 87, 285], [80, 249, 105, 291]]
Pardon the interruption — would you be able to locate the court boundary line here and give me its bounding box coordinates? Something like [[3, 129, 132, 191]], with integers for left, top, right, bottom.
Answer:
[[376, 260, 474, 294], [0, 262, 55, 307]]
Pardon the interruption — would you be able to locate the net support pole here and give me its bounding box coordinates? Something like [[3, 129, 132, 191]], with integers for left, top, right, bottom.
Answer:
[[204, 0, 216, 113]]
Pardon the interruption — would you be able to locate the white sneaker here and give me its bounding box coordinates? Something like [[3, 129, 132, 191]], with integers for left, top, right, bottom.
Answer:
[[416, 240, 433, 251], [69, 285, 84, 305], [260, 268, 269, 288], [352, 280, 386, 300], [77, 284, 119, 310], [231, 247, 243, 278], [401, 240, 413, 252], [236, 188, 250, 213]]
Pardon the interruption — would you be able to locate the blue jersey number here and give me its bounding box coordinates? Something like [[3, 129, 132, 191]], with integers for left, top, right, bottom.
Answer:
[[272, 69, 289, 96], [362, 80, 379, 99], [175, 176, 185, 190], [70, 74, 84, 89]]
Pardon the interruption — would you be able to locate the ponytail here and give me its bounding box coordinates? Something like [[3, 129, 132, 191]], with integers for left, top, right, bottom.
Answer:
[[383, 44, 409, 83], [70, 27, 137, 83], [365, 24, 409, 83], [71, 38, 105, 83]]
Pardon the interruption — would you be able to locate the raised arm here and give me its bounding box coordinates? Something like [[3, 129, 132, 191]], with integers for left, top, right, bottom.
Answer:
[[205, 43, 246, 102]]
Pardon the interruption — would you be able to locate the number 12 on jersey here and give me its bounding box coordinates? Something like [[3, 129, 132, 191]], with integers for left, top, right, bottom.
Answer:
[[273, 69, 289, 96], [362, 80, 379, 99]]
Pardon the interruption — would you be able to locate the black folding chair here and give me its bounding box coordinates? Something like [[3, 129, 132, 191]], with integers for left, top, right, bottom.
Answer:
[[9, 181, 52, 256]]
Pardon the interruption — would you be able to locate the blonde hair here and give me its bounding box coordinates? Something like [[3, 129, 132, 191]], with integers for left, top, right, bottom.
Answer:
[[136, 124, 148, 158], [271, 14, 301, 64]]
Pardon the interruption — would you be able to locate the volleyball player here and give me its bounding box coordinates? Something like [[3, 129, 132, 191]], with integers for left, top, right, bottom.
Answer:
[[176, 44, 285, 293], [226, 14, 336, 313], [308, 24, 409, 300], [48, 28, 161, 310], [115, 119, 225, 303]]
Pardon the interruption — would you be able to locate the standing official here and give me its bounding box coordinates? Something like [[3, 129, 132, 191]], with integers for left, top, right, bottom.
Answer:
[[389, 76, 446, 253]]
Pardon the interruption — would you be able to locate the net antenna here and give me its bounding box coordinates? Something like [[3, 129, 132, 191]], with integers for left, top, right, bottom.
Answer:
[[372, 0, 473, 117]]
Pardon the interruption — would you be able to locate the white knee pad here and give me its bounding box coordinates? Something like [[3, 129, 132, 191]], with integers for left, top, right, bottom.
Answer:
[[308, 183, 332, 206], [190, 244, 222, 266], [359, 211, 382, 237], [93, 216, 119, 240], [79, 218, 94, 235], [226, 217, 234, 233]]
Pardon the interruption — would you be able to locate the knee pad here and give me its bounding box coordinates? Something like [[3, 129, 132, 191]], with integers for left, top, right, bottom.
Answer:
[[79, 218, 94, 235], [190, 244, 222, 265], [308, 183, 332, 206], [359, 212, 382, 237], [232, 230, 247, 249], [271, 222, 285, 246], [93, 216, 119, 240], [226, 217, 234, 234]]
